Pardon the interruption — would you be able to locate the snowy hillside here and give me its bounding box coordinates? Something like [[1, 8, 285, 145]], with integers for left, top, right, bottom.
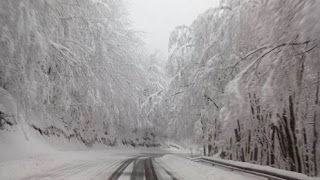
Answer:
[[0, 0, 164, 152]]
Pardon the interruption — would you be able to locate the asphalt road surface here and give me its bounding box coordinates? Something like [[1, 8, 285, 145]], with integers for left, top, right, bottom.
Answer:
[[108, 153, 177, 180]]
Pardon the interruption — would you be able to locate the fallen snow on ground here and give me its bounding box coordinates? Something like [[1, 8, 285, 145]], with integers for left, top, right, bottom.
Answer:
[[0, 148, 164, 180], [2, 134, 318, 180], [157, 154, 265, 180]]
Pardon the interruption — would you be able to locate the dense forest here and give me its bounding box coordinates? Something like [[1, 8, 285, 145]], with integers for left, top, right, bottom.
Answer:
[[0, 0, 319, 177], [145, 0, 320, 176], [0, 0, 164, 147]]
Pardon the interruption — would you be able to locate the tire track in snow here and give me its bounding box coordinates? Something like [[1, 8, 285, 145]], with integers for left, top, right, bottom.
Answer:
[[144, 158, 158, 180], [108, 158, 135, 180], [130, 158, 145, 180], [109, 154, 177, 180]]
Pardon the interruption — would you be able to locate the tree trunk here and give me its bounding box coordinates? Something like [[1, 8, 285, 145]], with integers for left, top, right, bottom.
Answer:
[[313, 72, 319, 176], [294, 55, 305, 173], [283, 95, 302, 173], [208, 144, 212, 156], [271, 124, 276, 166], [247, 129, 251, 154], [254, 145, 258, 162], [241, 147, 245, 162]]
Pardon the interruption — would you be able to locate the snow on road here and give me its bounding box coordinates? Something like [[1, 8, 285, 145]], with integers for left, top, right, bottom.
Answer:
[[0, 149, 137, 180], [157, 154, 264, 180], [0, 148, 269, 180]]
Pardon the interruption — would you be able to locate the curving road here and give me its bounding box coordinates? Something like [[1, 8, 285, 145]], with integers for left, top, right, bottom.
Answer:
[[19, 151, 264, 180], [21, 153, 177, 180], [108, 153, 177, 180]]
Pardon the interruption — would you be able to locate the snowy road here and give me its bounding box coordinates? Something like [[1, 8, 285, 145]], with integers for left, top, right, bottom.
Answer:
[[20, 153, 176, 180], [0, 149, 265, 180], [20, 153, 173, 180], [108, 153, 177, 180]]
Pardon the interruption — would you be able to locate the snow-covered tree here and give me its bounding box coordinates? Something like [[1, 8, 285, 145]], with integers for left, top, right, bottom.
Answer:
[[0, 0, 159, 147], [148, 0, 320, 176]]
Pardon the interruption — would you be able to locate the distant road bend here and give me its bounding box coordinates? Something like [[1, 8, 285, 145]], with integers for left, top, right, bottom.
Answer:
[[108, 153, 177, 180]]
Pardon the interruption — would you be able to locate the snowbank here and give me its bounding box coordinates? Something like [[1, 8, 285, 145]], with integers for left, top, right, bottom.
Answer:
[[157, 154, 262, 180]]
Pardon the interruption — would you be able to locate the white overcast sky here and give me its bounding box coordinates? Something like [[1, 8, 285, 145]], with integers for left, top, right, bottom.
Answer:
[[129, 0, 219, 56]]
